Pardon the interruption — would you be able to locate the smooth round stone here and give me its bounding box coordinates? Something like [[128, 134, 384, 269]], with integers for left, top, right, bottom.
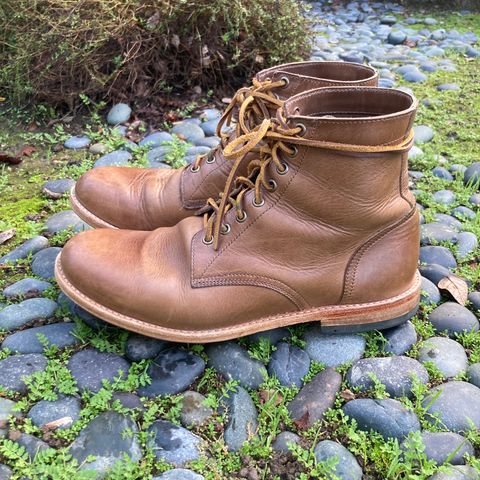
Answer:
[[195, 137, 220, 148], [267, 343, 310, 388], [432, 166, 453, 181], [343, 398, 420, 440], [420, 223, 458, 245], [0, 236, 48, 264], [107, 103, 132, 125], [433, 190, 456, 205], [434, 213, 463, 231], [380, 15, 397, 25], [383, 321, 417, 355], [428, 465, 479, 479], [58, 293, 111, 330], [94, 150, 132, 168], [45, 210, 87, 234], [170, 122, 205, 143], [245, 327, 290, 344], [146, 146, 169, 163], [125, 334, 169, 361], [438, 83, 460, 91], [466, 46, 480, 58], [3, 278, 51, 299], [0, 464, 12, 479], [429, 302, 479, 337], [418, 337, 468, 378], [468, 292, 480, 311], [138, 348, 205, 397], [0, 354, 47, 393], [408, 145, 424, 159], [469, 193, 480, 205], [69, 411, 141, 475], [14, 432, 49, 459], [0, 298, 57, 331], [42, 178, 75, 198], [425, 46, 445, 57], [450, 164, 467, 175], [379, 78, 395, 88], [464, 162, 480, 186], [148, 419, 202, 465], [153, 470, 204, 480], [63, 136, 90, 150], [403, 68, 427, 83], [304, 328, 366, 367], [219, 386, 258, 451], [139, 131, 173, 148], [388, 31, 406, 45], [180, 391, 213, 427], [0, 398, 21, 437], [31, 247, 62, 279], [287, 368, 341, 428], [452, 206, 476, 220], [28, 395, 81, 429], [423, 381, 480, 432], [346, 356, 428, 397], [314, 440, 362, 480], [89, 143, 108, 155], [339, 52, 365, 63], [414, 125, 435, 144], [183, 155, 197, 165], [200, 119, 220, 136], [272, 431, 301, 453], [420, 246, 457, 269], [114, 125, 128, 136], [68, 349, 130, 393], [206, 342, 266, 389], [199, 108, 221, 121], [418, 264, 450, 287], [456, 232, 478, 260], [409, 432, 474, 465], [420, 62, 438, 72], [149, 160, 172, 169], [2, 323, 79, 354], [421, 276, 441, 305], [467, 363, 480, 388]]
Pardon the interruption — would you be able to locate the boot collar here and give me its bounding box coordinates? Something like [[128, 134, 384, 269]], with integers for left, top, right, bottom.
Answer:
[[283, 86, 418, 146]]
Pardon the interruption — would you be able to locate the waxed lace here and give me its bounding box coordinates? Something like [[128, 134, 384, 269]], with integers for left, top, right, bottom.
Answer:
[[190, 77, 287, 171], [201, 108, 415, 251]]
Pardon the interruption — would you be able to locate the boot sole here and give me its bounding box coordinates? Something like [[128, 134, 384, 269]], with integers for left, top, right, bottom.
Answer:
[[70, 186, 119, 230], [55, 255, 421, 342]]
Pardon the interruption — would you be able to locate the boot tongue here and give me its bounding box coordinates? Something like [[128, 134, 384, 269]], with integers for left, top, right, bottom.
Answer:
[[283, 87, 418, 146], [256, 61, 378, 100]]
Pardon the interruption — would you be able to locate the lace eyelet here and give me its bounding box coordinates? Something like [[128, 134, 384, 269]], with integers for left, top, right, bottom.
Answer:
[[236, 211, 248, 223], [296, 123, 307, 137], [269, 179, 278, 192], [288, 146, 298, 157], [206, 155, 216, 164], [202, 236, 213, 245], [221, 223, 231, 235], [190, 164, 201, 173], [276, 163, 289, 175], [280, 76, 290, 87], [252, 197, 265, 208]]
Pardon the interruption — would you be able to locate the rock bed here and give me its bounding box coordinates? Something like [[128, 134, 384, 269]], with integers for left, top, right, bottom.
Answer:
[[0, 1, 480, 479]]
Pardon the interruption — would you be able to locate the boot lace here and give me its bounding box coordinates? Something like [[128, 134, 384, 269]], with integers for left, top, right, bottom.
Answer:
[[190, 77, 287, 172], [201, 109, 415, 251]]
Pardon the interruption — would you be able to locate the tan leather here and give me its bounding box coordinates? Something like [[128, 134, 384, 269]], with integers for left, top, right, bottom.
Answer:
[[58, 87, 419, 338], [73, 62, 378, 230]]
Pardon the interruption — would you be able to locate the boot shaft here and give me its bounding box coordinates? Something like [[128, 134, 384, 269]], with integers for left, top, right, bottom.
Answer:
[[192, 87, 419, 308]]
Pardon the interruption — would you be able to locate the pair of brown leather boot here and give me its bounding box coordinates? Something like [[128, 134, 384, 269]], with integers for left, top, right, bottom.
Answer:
[[55, 61, 420, 342]]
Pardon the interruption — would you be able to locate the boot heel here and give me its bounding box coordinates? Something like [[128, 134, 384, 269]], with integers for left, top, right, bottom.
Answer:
[[319, 304, 419, 335]]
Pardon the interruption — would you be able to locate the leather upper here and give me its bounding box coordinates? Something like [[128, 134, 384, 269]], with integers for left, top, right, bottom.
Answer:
[[61, 87, 420, 331], [74, 61, 378, 230]]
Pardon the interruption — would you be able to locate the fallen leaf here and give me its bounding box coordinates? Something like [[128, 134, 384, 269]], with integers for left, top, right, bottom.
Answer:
[[340, 389, 356, 401], [438, 275, 468, 305], [293, 411, 310, 431], [0, 228, 16, 245], [0, 151, 21, 164], [43, 416, 73, 430], [19, 145, 36, 157]]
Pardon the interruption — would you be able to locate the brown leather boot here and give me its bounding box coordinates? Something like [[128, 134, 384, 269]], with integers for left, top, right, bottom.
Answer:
[[71, 62, 378, 230], [56, 86, 419, 342]]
